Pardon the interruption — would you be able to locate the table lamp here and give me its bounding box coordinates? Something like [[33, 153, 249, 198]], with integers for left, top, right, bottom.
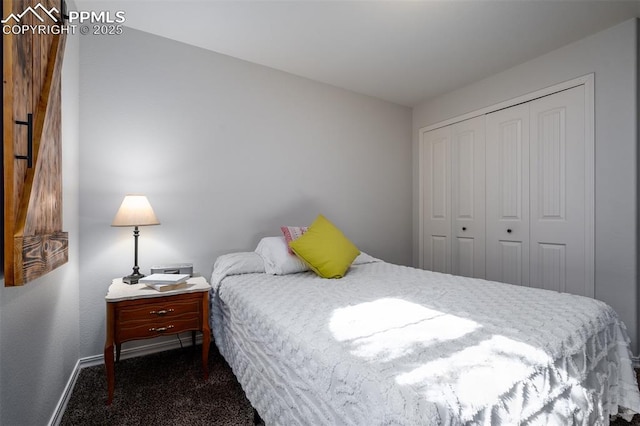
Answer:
[[111, 195, 160, 284]]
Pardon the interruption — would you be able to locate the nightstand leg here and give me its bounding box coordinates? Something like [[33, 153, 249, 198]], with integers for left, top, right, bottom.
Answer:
[[201, 292, 210, 380], [202, 331, 210, 380], [116, 343, 121, 362], [105, 302, 116, 405], [104, 345, 115, 405]]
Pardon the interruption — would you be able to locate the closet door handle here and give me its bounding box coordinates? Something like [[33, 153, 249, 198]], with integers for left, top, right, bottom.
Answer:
[[507, 229, 512, 234], [462, 227, 467, 231]]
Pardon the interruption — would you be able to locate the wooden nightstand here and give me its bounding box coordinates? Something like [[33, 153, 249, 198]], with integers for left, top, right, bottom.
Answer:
[[104, 276, 211, 405]]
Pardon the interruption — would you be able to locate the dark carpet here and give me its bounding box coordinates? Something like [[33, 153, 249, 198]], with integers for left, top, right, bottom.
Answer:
[[61, 342, 255, 425], [61, 342, 640, 425]]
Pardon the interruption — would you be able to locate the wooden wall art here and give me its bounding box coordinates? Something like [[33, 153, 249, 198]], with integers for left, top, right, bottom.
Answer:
[[2, 0, 68, 285]]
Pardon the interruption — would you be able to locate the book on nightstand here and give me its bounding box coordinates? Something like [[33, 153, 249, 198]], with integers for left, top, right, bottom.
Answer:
[[139, 273, 190, 292]]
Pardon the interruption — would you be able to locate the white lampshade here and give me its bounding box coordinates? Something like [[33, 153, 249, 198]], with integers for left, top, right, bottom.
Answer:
[[111, 195, 160, 227]]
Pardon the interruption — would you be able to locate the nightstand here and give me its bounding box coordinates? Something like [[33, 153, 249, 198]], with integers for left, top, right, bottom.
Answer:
[[103, 276, 211, 405]]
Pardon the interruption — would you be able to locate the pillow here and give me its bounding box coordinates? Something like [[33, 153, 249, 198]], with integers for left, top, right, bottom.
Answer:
[[255, 236, 310, 275], [352, 251, 381, 265], [213, 251, 265, 274], [289, 214, 360, 279], [281, 226, 308, 254], [210, 252, 265, 287]]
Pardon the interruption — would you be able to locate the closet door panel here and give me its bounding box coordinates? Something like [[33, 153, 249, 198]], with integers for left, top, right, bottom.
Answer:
[[451, 116, 485, 278], [529, 86, 589, 296], [422, 126, 451, 273], [430, 236, 448, 273], [455, 238, 476, 278], [486, 104, 530, 286], [499, 241, 524, 285]]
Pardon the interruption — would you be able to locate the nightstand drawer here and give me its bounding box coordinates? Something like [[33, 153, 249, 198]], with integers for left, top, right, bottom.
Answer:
[[117, 298, 201, 323], [116, 315, 201, 341]]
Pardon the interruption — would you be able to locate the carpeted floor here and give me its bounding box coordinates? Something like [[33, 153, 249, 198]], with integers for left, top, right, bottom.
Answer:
[[62, 342, 640, 425], [61, 342, 255, 425]]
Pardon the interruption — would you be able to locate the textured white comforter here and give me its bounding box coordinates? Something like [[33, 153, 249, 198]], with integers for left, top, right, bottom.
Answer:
[[210, 256, 640, 425]]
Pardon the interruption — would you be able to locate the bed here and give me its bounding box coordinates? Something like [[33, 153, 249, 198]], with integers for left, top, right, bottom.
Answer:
[[209, 249, 640, 425]]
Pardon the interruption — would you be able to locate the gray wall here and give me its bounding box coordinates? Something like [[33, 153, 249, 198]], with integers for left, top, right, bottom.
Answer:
[[0, 33, 81, 425], [78, 28, 413, 357], [413, 19, 639, 352]]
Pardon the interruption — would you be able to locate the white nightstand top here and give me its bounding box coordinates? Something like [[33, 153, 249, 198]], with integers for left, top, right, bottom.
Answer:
[[105, 275, 210, 302]]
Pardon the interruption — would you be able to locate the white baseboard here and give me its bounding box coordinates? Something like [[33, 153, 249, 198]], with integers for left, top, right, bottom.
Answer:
[[48, 358, 82, 426], [48, 334, 203, 426]]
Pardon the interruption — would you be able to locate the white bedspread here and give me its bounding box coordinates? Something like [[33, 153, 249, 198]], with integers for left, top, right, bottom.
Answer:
[[210, 259, 640, 425]]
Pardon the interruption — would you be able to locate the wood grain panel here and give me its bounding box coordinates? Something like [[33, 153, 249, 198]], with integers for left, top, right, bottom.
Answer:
[[10, 0, 33, 223], [3, 0, 68, 285], [21, 32, 66, 235], [16, 232, 68, 283], [3, 0, 29, 283]]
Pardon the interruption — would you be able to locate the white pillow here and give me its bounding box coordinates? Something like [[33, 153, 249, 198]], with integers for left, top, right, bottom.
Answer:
[[210, 252, 265, 286], [255, 236, 310, 275], [213, 251, 265, 274], [352, 251, 381, 265]]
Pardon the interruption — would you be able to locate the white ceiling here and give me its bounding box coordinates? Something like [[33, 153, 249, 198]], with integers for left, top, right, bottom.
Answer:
[[75, 0, 640, 107]]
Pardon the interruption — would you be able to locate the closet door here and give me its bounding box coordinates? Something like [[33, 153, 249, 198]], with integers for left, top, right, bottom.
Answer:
[[421, 125, 451, 273], [485, 104, 530, 286], [529, 86, 591, 296], [451, 117, 486, 278]]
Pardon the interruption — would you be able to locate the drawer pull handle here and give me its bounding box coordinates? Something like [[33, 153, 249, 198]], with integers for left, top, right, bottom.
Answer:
[[150, 309, 174, 316], [149, 325, 174, 333]]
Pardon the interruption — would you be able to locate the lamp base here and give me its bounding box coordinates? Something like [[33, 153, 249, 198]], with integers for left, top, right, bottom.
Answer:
[[123, 273, 145, 285]]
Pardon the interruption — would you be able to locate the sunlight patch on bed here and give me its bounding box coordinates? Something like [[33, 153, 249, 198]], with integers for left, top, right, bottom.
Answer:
[[395, 335, 558, 417], [329, 298, 480, 362]]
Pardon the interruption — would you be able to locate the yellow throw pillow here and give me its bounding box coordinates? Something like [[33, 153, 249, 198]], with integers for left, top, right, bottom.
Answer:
[[289, 214, 360, 279]]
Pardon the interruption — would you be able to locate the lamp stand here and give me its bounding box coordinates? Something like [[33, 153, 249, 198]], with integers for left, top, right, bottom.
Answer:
[[123, 225, 145, 284]]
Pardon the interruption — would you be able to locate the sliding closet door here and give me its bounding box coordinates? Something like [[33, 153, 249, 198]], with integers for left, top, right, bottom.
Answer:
[[485, 104, 530, 286], [451, 117, 485, 278], [421, 125, 451, 273], [529, 86, 591, 296]]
